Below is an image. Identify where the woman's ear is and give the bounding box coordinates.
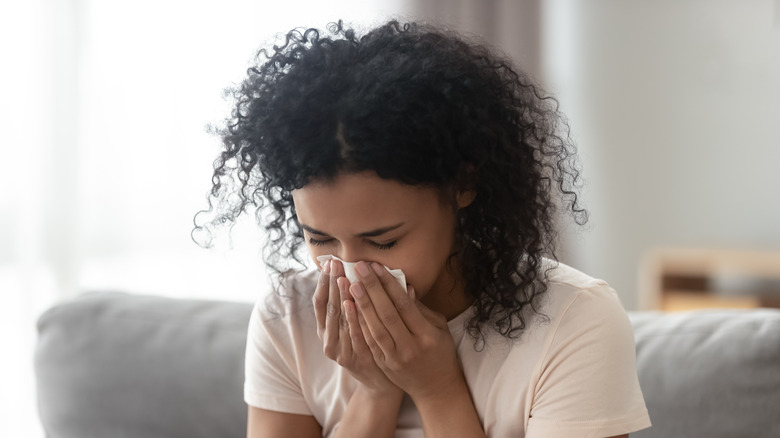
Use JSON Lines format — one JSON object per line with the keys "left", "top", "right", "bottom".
{"left": 455, "top": 163, "right": 477, "bottom": 208}
{"left": 456, "top": 188, "right": 476, "bottom": 208}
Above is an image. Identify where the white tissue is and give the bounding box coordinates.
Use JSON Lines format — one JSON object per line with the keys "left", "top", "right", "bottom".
{"left": 316, "top": 255, "right": 408, "bottom": 293}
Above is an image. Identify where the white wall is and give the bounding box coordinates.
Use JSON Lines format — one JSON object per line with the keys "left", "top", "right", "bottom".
{"left": 543, "top": 0, "right": 780, "bottom": 309}
{"left": 0, "top": 2, "right": 409, "bottom": 435}
{"left": 407, "top": 0, "right": 543, "bottom": 79}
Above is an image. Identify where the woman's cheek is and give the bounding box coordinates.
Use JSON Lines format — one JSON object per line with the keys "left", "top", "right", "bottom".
{"left": 399, "top": 269, "right": 430, "bottom": 297}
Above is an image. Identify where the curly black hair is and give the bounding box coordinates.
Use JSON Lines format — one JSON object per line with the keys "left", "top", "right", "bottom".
{"left": 195, "top": 19, "right": 587, "bottom": 341}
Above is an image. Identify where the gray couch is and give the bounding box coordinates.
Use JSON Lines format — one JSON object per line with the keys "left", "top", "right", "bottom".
{"left": 35, "top": 292, "right": 780, "bottom": 437}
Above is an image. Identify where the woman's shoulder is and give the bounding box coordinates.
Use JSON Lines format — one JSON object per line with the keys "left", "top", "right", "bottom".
{"left": 543, "top": 259, "right": 610, "bottom": 292}
{"left": 543, "top": 259, "right": 617, "bottom": 299}
{"left": 533, "top": 261, "right": 635, "bottom": 353}
{"left": 538, "top": 260, "right": 628, "bottom": 326}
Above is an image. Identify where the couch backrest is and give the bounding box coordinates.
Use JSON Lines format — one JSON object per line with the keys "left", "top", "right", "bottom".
{"left": 35, "top": 292, "right": 252, "bottom": 438}
{"left": 35, "top": 293, "right": 780, "bottom": 437}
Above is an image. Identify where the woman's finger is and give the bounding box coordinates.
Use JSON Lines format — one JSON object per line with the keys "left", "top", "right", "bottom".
{"left": 350, "top": 280, "right": 398, "bottom": 355}
{"left": 356, "top": 303, "right": 386, "bottom": 364}
{"left": 323, "top": 259, "right": 343, "bottom": 357}
{"left": 337, "top": 277, "right": 353, "bottom": 359}
{"left": 343, "top": 299, "right": 369, "bottom": 355}
{"left": 367, "top": 262, "right": 429, "bottom": 336}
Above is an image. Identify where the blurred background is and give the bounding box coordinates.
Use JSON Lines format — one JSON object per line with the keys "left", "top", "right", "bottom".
{"left": 2, "top": 0, "right": 779, "bottom": 435}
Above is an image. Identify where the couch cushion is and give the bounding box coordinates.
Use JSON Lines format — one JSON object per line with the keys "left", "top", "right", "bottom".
{"left": 629, "top": 309, "right": 780, "bottom": 438}
{"left": 35, "top": 292, "right": 253, "bottom": 438}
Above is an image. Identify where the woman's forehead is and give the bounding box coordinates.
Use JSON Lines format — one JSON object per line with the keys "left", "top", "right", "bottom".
{"left": 294, "top": 172, "right": 432, "bottom": 202}
{"left": 291, "top": 172, "right": 442, "bottom": 231}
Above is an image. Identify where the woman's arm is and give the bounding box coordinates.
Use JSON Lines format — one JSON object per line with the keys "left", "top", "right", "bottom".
{"left": 247, "top": 406, "right": 321, "bottom": 438}
{"left": 412, "top": 379, "right": 486, "bottom": 438}
{"left": 334, "top": 385, "right": 404, "bottom": 438}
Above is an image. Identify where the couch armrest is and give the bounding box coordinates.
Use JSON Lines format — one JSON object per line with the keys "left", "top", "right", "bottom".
{"left": 35, "top": 292, "right": 252, "bottom": 438}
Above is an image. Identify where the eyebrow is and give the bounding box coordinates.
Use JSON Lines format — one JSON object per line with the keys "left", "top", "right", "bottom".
{"left": 300, "top": 222, "right": 405, "bottom": 238}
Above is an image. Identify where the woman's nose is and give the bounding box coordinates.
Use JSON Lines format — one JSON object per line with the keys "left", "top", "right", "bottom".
{"left": 336, "top": 249, "right": 360, "bottom": 264}
{"left": 336, "top": 247, "right": 371, "bottom": 265}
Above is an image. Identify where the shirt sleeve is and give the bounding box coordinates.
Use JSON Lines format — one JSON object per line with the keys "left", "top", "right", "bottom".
{"left": 244, "top": 299, "right": 312, "bottom": 415}
{"left": 526, "top": 284, "right": 651, "bottom": 438}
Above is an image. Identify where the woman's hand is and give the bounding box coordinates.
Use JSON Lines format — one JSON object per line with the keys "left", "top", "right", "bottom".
{"left": 312, "top": 259, "right": 402, "bottom": 398}
{"left": 317, "top": 259, "right": 485, "bottom": 438}
{"left": 347, "top": 261, "right": 468, "bottom": 404}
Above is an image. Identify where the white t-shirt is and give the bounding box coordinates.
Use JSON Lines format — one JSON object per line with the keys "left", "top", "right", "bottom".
{"left": 244, "top": 262, "right": 651, "bottom": 437}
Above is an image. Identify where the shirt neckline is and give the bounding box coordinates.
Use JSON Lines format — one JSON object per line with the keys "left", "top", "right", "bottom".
{"left": 447, "top": 304, "right": 475, "bottom": 345}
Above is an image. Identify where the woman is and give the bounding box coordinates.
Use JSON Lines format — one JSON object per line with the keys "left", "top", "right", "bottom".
{"left": 197, "top": 19, "right": 651, "bottom": 438}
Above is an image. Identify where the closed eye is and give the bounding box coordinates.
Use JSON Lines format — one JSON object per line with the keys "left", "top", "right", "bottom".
{"left": 371, "top": 240, "right": 397, "bottom": 250}
{"left": 306, "top": 236, "right": 398, "bottom": 250}
{"left": 308, "top": 237, "right": 333, "bottom": 247}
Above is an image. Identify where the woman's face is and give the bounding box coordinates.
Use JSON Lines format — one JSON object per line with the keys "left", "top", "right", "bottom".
{"left": 292, "top": 171, "right": 471, "bottom": 313}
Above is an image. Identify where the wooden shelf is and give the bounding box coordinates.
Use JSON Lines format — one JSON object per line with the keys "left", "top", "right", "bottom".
{"left": 639, "top": 247, "right": 780, "bottom": 311}
{"left": 660, "top": 291, "right": 761, "bottom": 312}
